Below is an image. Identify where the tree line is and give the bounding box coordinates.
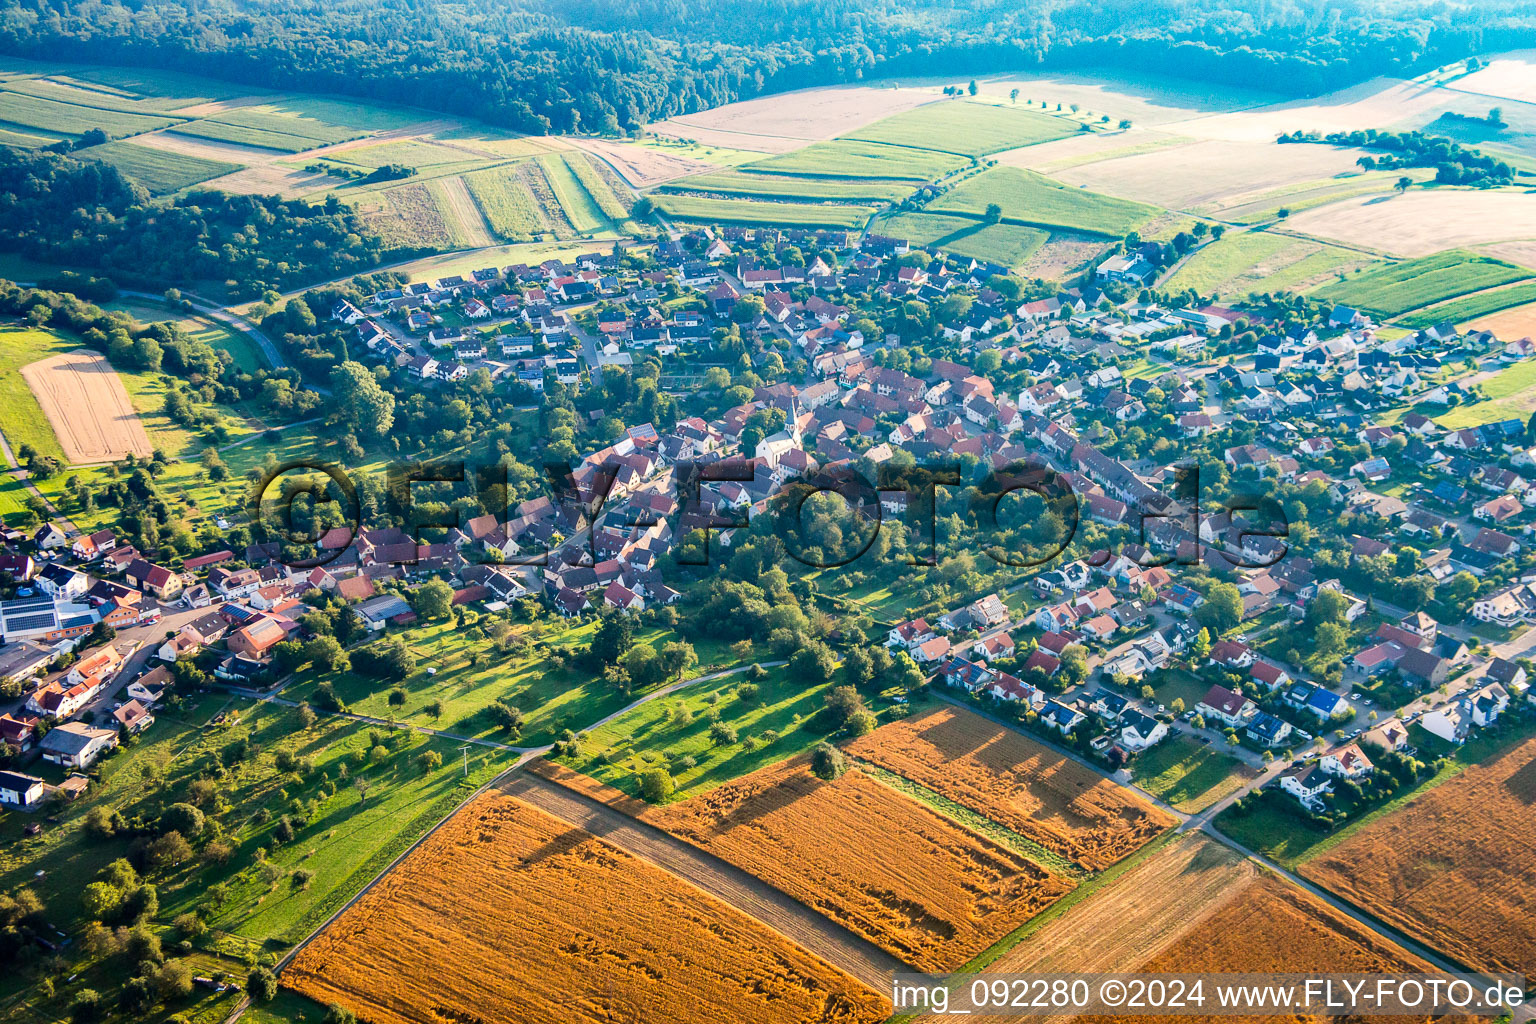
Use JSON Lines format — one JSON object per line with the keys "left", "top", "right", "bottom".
{"left": 1, "top": 0, "right": 1532, "bottom": 136}
{"left": 0, "top": 149, "right": 423, "bottom": 298}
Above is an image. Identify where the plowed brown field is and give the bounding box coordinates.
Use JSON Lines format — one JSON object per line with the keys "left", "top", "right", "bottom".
{"left": 535, "top": 756, "right": 1075, "bottom": 971}
{"left": 283, "top": 792, "right": 890, "bottom": 1024}
{"left": 1301, "top": 737, "right": 1536, "bottom": 984}
{"left": 846, "top": 706, "right": 1175, "bottom": 870}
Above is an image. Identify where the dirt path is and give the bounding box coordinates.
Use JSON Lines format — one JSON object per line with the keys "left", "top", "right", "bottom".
{"left": 435, "top": 174, "right": 496, "bottom": 248}
{"left": 496, "top": 769, "right": 907, "bottom": 991}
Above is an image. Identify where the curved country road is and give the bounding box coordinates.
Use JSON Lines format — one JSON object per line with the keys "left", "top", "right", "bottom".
{"left": 119, "top": 290, "right": 332, "bottom": 395}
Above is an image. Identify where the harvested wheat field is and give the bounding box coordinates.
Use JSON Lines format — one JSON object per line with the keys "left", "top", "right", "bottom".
{"left": 1160, "top": 77, "right": 1452, "bottom": 146}
{"left": 993, "top": 835, "right": 1254, "bottom": 976}
{"left": 1078, "top": 872, "right": 1442, "bottom": 1024}
{"left": 1453, "top": 52, "right": 1536, "bottom": 105}
{"left": 653, "top": 85, "right": 937, "bottom": 143}
{"left": 284, "top": 792, "right": 890, "bottom": 1024}
{"left": 846, "top": 706, "right": 1175, "bottom": 871}
{"left": 544, "top": 756, "right": 1074, "bottom": 971}
{"left": 1468, "top": 300, "right": 1536, "bottom": 339}
{"left": 20, "top": 350, "right": 151, "bottom": 463}
{"left": 1301, "top": 737, "right": 1536, "bottom": 983}
{"left": 1285, "top": 189, "right": 1536, "bottom": 256}
{"left": 914, "top": 835, "right": 1255, "bottom": 1024}
{"left": 568, "top": 136, "right": 718, "bottom": 187}
{"left": 1050, "top": 138, "right": 1374, "bottom": 212}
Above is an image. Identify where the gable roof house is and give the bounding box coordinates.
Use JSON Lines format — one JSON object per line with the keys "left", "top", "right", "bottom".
{"left": 1196, "top": 684, "right": 1257, "bottom": 728}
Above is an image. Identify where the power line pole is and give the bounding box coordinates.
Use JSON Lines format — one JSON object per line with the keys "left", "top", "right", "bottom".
{"left": 457, "top": 743, "right": 472, "bottom": 778}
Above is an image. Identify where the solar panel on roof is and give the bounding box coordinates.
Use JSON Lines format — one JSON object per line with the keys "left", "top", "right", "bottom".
{"left": 6, "top": 612, "right": 57, "bottom": 631}
{"left": 5, "top": 596, "right": 54, "bottom": 611}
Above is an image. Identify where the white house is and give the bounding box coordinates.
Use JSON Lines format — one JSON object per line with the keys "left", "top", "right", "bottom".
{"left": 1039, "top": 700, "right": 1085, "bottom": 734}
{"left": 1196, "top": 684, "right": 1257, "bottom": 728}
{"left": 1320, "top": 743, "right": 1374, "bottom": 779}
{"left": 0, "top": 770, "right": 45, "bottom": 809}
{"left": 1279, "top": 763, "right": 1333, "bottom": 810}
{"left": 38, "top": 722, "right": 118, "bottom": 768}
{"left": 1420, "top": 701, "right": 1472, "bottom": 745}
{"left": 1119, "top": 710, "right": 1168, "bottom": 751}
{"left": 887, "top": 618, "right": 935, "bottom": 650}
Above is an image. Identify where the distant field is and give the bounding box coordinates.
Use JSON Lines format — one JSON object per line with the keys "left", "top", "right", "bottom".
{"left": 666, "top": 170, "right": 914, "bottom": 203}
{"left": 204, "top": 103, "right": 360, "bottom": 145}
{"left": 0, "top": 87, "right": 182, "bottom": 137}
{"left": 845, "top": 101, "right": 1076, "bottom": 157}
{"left": 174, "top": 102, "right": 367, "bottom": 152}
{"left": 1213, "top": 172, "right": 1419, "bottom": 226}
{"left": 170, "top": 121, "right": 318, "bottom": 152}
{"left": 878, "top": 211, "right": 1048, "bottom": 267}
{"left": 6, "top": 76, "right": 185, "bottom": 116}
{"left": 265, "top": 95, "right": 424, "bottom": 133}
{"left": 361, "top": 181, "right": 461, "bottom": 249}
{"left": 1164, "top": 230, "right": 1368, "bottom": 297}
{"left": 746, "top": 139, "right": 968, "bottom": 182}
{"left": 462, "top": 166, "right": 545, "bottom": 240}
{"left": 0, "top": 126, "right": 60, "bottom": 148}
{"left": 537, "top": 152, "right": 609, "bottom": 233}
{"left": 67, "top": 66, "right": 250, "bottom": 105}
{"left": 654, "top": 193, "right": 873, "bottom": 229}
{"left": 930, "top": 166, "right": 1159, "bottom": 237}
{"left": 327, "top": 138, "right": 481, "bottom": 171}
{"left": 1313, "top": 249, "right": 1534, "bottom": 317}
{"left": 73, "top": 138, "right": 241, "bottom": 194}
{"left": 1397, "top": 280, "right": 1536, "bottom": 327}
{"left": 563, "top": 150, "right": 631, "bottom": 221}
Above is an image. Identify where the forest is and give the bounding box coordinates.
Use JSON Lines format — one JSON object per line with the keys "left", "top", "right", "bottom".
{"left": 0, "top": 150, "right": 417, "bottom": 297}
{"left": 0, "top": 0, "right": 1531, "bottom": 136}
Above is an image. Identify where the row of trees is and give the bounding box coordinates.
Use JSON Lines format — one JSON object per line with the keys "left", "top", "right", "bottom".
{"left": 1279, "top": 128, "right": 1517, "bottom": 188}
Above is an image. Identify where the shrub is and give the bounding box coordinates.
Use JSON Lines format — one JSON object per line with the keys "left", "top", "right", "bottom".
{"left": 639, "top": 768, "right": 675, "bottom": 802}
{"left": 811, "top": 742, "right": 847, "bottom": 781}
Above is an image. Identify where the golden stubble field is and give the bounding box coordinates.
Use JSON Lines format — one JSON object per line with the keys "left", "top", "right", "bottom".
{"left": 650, "top": 85, "right": 939, "bottom": 148}
{"left": 284, "top": 792, "right": 892, "bottom": 1024}
{"left": 1078, "top": 872, "right": 1446, "bottom": 1024}
{"left": 20, "top": 349, "right": 152, "bottom": 463}
{"left": 1285, "top": 189, "right": 1536, "bottom": 256}
{"left": 1302, "top": 736, "right": 1536, "bottom": 984}
{"left": 846, "top": 706, "right": 1176, "bottom": 871}
{"left": 536, "top": 755, "right": 1075, "bottom": 972}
